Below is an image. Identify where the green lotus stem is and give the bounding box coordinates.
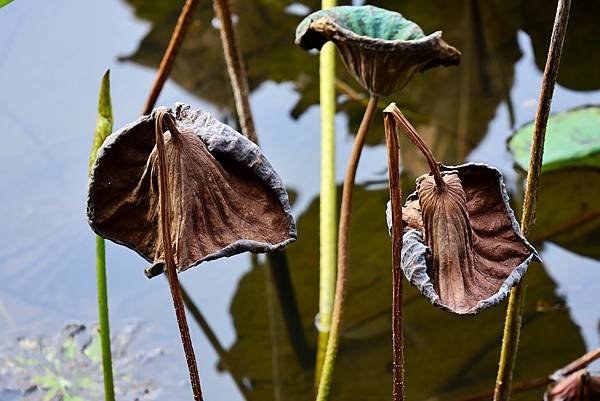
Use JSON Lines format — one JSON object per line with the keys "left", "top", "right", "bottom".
{"left": 88, "top": 70, "right": 115, "bottom": 401}
{"left": 95, "top": 235, "right": 115, "bottom": 401}
{"left": 316, "top": 94, "right": 378, "bottom": 401}
{"left": 315, "top": 0, "right": 338, "bottom": 385}
{"left": 493, "top": 1, "right": 571, "bottom": 400}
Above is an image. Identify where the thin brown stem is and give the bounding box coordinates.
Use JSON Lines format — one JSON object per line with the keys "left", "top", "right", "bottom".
{"left": 316, "top": 94, "right": 378, "bottom": 401}
{"left": 142, "top": 0, "right": 200, "bottom": 115}
{"left": 557, "top": 347, "right": 600, "bottom": 378}
{"left": 386, "top": 107, "right": 445, "bottom": 189}
{"left": 384, "top": 103, "right": 405, "bottom": 401}
{"left": 155, "top": 110, "right": 204, "bottom": 401}
{"left": 455, "top": 347, "right": 600, "bottom": 401}
{"left": 494, "top": 1, "right": 571, "bottom": 400}
{"left": 213, "top": 0, "right": 258, "bottom": 143}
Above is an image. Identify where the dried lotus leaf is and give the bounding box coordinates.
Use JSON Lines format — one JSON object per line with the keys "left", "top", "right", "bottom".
{"left": 295, "top": 5, "right": 460, "bottom": 96}
{"left": 388, "top": 163, "right": 540, "bottom": 314}
{"left": 87, "top": 104, "right": 296, "bottom": 276}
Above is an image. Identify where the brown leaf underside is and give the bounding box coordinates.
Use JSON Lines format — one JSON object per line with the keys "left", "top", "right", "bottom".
{"left": 409, "top": 168, "right": 533, "bottom": 313}
{"left": 547, "top": 370, "right": 600, "bottom": 401}
{"left": 94, "top": 128, "right": 290, "bottom": 270}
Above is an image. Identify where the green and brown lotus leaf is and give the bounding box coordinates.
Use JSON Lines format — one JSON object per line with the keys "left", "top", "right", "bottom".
{"left": 295, "top": 5, "right": 460, "bottom": 96}
{"left": 87, "top": 104, "right": 296, "bottom": 278}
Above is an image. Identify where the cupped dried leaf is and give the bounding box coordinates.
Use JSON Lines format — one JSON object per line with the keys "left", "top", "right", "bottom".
{"left": 387, "top": 163, "right": 539, "bottom": 314}
{"left": 295, "top": 5, "right": 460, "bottom": 96}
{"left": 546, "top": 369, "right": 600, "bottom": 401}
{"left": 87, "top": 104, "right": 296, "bottom": 276}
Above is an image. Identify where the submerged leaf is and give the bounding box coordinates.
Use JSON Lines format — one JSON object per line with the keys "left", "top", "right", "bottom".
{"left": 389, "top": 163, "right": 539, "bottom": 314}
{"left": 295, "top": 5, "right": 460, "bottom": 96}
{"left": 0, "top": 324, "right": 164, "bottom": 400}
{"left": 508, "top": 105, "right": 600, "bottom": 172}
{"left": 87, "top": 103, "right": 296, "bottom": 276}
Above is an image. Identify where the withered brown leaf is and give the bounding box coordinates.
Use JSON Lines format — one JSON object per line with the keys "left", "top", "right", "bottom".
{"left": 398, "top": 164, "right": 540, "bottom": 314}
{"left": 546, "top": 369, "right": 600, "bottom": 401}
{"left": 384, "top": 104, "right": 539, "bottom": 314}
{"left": 87, "top": 104, "right": 296, "bottom": 277}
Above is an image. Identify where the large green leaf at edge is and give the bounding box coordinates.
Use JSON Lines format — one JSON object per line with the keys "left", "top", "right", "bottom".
{"left": 509, "top": 106, "right": 600, "bottom": 260}
{"left": 508, "top": 105, "right": 600, "bottom": 172}
{"left": 0, "top": 0, "right": 15, "bottom": 8}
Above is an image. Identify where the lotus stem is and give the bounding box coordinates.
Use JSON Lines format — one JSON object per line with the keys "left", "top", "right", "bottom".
{"left": 386, "top": 103, "right": 446, "bottom": 188}
{"left": 155, "top": 111, "right": 204, "bottom": 401}
{"left": 493, "top": 1, "right": 571, "bottom": 400}
{"left": 315, "top": 0, "right": 338, "bottom": 385}
{"left": 139, "top": 6, "right": 204, "bottom": 398}
{"left": 316, "top": 94, "right": 378, "bottom": 401}
{"left": 89, "top": 70, "right": 115, "bottom": 401}
{"left": 142, "top": 0, "right": 199, "bottom": 115}
{"left": 385, "top": 107, "right": 444, "bottom": 189}
{"left": 384, "top": 103, "right": 405, "bottom": 401}
{"left": 213, "top": 0, "right": 257, "bottom": 143}
{"left": 95, "top": 236, "right": 115, "bottom": 401}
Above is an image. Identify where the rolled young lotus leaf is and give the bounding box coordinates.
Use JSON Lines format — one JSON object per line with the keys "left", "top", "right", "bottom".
{"left": 295, "top": 5, "right": 460, "bottom": 96}
{"left": 87, "top": 103, "right": 296, "bottom": 277}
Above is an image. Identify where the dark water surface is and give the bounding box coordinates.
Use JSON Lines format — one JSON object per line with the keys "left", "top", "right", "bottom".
{"left": 1, "top": 0, "right": 600, "bottom": 400}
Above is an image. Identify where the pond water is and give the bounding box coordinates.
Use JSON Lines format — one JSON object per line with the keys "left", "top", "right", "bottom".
{"left": 1, "top": 0, "right": 599, "bottom": 400}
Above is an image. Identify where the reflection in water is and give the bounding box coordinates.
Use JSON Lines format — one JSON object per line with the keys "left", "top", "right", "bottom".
{"left": 529, "top": 169, "right": 600, "bottom": 261}
{"left": 121, "top": 0, "right": 519, "bottom": 175}
{"left": 121, "top": 0, "right": 600, "bottom": 175}
{"left": 504, "top": 0, "right": 600, "bottom": 91}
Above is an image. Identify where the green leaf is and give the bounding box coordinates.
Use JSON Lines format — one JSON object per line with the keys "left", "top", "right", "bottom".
{"left": 508, "top": 105, "right": 600, "bottom": 172}
{"left": 88, "top": 70, "right": 113, "bottom": 174}
{"left": 83, "top": 333, "right": 102, "bottom": 364}
{"left": 0, "top": 0, "right": 15, "bottom": 8}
